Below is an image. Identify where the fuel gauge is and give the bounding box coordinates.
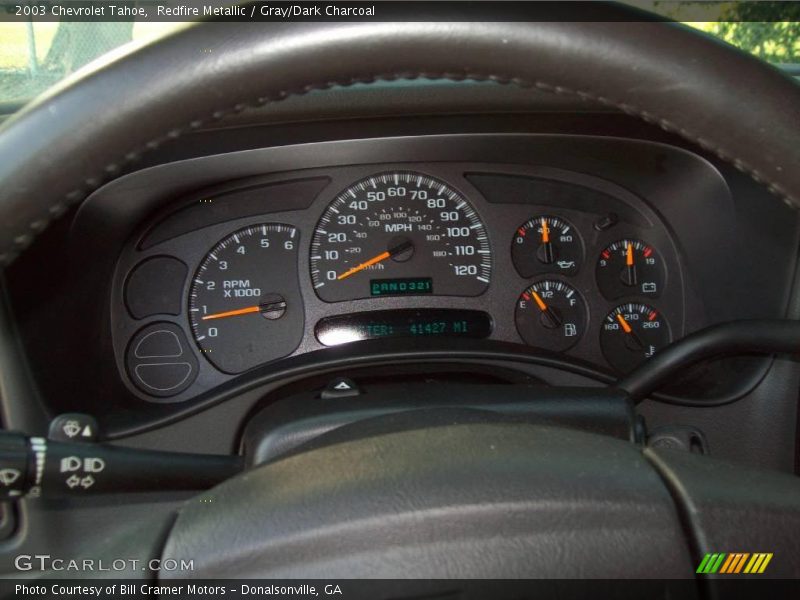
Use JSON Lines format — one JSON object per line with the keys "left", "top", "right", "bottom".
{"left": 515, "top": 280, "right": 586, "bottom": 352}
{"left": 512, "top": 216, "right": 583, "bottom": 277}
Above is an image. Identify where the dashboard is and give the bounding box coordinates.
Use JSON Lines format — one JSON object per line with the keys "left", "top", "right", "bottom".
{"left": 5, "top": 118, "right": 799, "bottom": 465}
{"left": 52, "top": 129, "right": 778, "bottom": 413}
{"left": 104, "top": 136, "right": 704, "bottom": 405}
{"left": 113, "top": 156, "right": 688, "bottom": 403}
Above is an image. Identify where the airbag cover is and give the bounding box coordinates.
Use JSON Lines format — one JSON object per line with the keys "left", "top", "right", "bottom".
{"left": 161, "top": 421, "right": 693, "bottom": 579}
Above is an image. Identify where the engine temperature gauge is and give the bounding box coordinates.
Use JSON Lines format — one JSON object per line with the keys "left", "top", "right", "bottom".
{"left": 515, "top": 280, "right": 586, "bottom": 352}
{"left": 596, "top": 239, "right": 665, "bottom": 300}
{"left": 512, "top": 216, "right": 583, "bottom": 277}
{"left": 600, "top": 303, "right": 671, "bottom": 373}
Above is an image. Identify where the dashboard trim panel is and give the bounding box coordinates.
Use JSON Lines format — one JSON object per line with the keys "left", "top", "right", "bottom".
{"left": 61, "top": 134, "right": 786, "bottom": 422}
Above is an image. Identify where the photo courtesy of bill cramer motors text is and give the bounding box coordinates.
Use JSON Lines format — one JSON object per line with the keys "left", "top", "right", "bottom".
{"left": 13, "top": 583, "right": 345, "bottom": 596}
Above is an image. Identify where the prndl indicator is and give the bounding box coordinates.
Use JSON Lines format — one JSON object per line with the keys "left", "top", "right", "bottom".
{"left": 370, "top": 277, "right": 433, "bottom": 297}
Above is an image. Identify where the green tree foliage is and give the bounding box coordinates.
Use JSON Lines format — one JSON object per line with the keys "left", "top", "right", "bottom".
{"left": 699, "top": 2, "right": 800, "bottom": 63}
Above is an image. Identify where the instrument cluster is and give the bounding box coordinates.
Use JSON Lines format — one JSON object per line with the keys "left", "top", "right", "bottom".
{"left": 112, "top": 160, "right": 688, "bottom": 403}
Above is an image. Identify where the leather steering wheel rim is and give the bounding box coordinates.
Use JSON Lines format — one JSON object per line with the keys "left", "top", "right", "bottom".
{"left": 0, "top": 8, "right": 799, "bottom": 266}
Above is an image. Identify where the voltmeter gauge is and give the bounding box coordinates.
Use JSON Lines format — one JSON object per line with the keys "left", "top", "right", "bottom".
{"left": 512, "top": 216, "right": 583, "bottom": 277}
{"left": 600, "top": 303, "right": 671, "bottom": 373}
{"left": 596, "top": 239, "right": 665, "bottom": 300}
{"left": 515, "top": 280, "right": 586, "bottom": 352}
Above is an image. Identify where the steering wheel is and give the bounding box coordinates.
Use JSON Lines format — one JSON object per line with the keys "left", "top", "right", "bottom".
{"left": 1, "top": 5, "right": 800, "bottom": 589}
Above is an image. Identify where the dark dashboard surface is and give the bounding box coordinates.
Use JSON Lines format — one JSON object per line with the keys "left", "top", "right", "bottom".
{"left": 5, "top": 110, "right": 799, "bottom": 470}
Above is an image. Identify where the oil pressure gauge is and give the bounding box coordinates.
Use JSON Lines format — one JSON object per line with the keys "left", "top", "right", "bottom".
{"left": 512, "top": 216, "right": 583, "bottom": 277}
{"left": 515, "top": 280, "right": 586, "bottom": 352}
{"left": 600, "top": 303, "right": 671, "bottom": 373}
{"left": 596, "top": 239, "right": 665, "bottom": 300}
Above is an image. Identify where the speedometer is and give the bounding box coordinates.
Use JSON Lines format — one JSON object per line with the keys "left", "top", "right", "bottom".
{"left": 310, "top": 172, "right": 491, "bottom": 302}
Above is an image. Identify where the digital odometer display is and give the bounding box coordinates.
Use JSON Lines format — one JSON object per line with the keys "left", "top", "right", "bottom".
{"left": 310, "top": 172, "right": 492, "bottom": 302}
{"left": 315, "top": 309, "right": 492, "bottom": 346}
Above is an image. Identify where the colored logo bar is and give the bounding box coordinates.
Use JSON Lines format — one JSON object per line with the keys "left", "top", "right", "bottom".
{"left": 696, "top": 553, "right": 773, "bottom": 574}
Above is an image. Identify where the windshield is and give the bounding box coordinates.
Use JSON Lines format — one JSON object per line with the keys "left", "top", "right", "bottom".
{"left": 0, "top": 2, "right": 797, "bottom": 107}
{"left": 0, "top": 21, "right": 184, "bottom": 105}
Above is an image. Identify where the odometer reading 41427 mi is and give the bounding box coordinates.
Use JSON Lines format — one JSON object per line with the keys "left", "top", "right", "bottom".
{"left": 310, "top": 172, "right": 492, "bottom": 302}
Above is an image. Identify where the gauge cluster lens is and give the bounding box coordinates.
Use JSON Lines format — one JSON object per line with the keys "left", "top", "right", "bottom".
{"left": 112, "top": 160, "right": 693, "bottom": 404}
{"left": 310, "top": 172, "right": 491, "bottom": 302}
{"left": 189, "top": 224, "right": 304, "bottom": 374}
{"left": 511, "top": 215, "right": 583, "bottom": 277}
{"left": 596, "top": 239, "right": 664, "bottom": 299}
{"left": 515, "top": 280, "right": 586, "bottom": 352}
{"left": 600, "top": 303, "right": 671, "bottom": 373}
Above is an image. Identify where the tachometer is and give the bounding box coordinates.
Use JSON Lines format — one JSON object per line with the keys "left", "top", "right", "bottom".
{"left": 189, "top": 224, "right": 304, "bottom": 374}
{"left": 310, "top": 172, "right": 491, "bottom": 302}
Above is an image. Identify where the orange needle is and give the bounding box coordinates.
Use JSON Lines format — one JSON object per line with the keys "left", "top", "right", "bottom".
{"left": 337, "top": 250, "right": 391, "bottom": 280}
{"left": 541, "top": 218, "right": 550, "bottom": 244}
{"left": 202, "top": 306, "right": 260, "bottom": 321}
{"left": 616, "top": 313, "right": 633, "bottom": 333}
{"left": 626, "top": 242, "right": 634, "bottom": 267}
{"left": 532, "top": 291, "right": 548, "bottom": 312}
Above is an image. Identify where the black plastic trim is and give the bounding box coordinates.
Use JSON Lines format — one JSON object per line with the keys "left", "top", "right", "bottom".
{"left": 620, "top": 320, "right": 800, "bottom": 404}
